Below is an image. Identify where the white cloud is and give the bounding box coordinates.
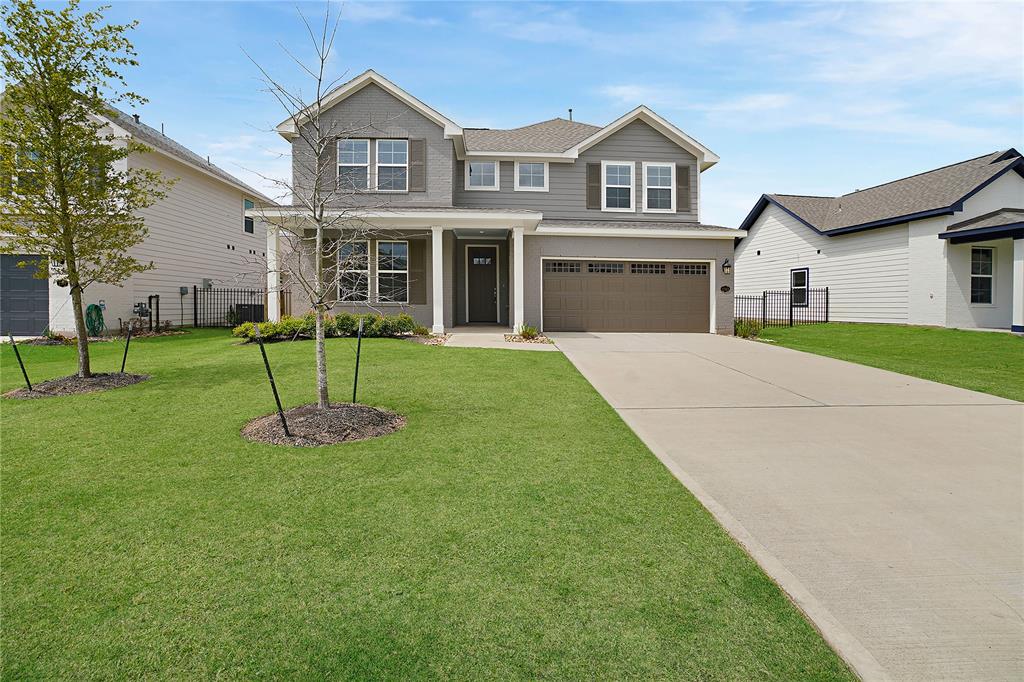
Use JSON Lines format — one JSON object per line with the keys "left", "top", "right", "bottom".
{"left": 341, "top": 2, "right": 445, "bottom": 27}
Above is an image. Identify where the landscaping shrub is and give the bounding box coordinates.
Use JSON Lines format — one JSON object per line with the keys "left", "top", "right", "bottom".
{"left": 412, "top": 325, "right": 430, "bottom": 337}
{"left": 734, "top": 319, "right": 762, "bottom": 339}
{"left": 517, "top": 324, "right": 540, "bottom": 340}
{"left": 232, "top": 312, "right": 418, "bottom": 342}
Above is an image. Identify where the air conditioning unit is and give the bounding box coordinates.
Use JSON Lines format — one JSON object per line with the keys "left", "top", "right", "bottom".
{"left": 202, "top": 279, "right": 213, "bottom": 289}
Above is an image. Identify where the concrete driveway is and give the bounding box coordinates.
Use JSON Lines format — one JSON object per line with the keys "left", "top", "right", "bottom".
{"left": 551, "top": 332, "right": 1024, "bottom": 682}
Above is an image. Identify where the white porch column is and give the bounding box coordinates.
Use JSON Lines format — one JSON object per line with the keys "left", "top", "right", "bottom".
{"left": 431, "top": 226, "right": 445, "bottom": 334}
{"left": 512, "top": 226, "right": 525, "bottom": 332}
{"left": 1013, "top": 238, "right": 1024, "bottom": 333}
{"left": 266, "top": 225, "right": 281, "bottom": 322}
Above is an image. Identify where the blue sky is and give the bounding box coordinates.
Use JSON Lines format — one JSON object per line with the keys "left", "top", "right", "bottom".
{"left": 84, "top": 1, "right": 1022, "bottom": 226}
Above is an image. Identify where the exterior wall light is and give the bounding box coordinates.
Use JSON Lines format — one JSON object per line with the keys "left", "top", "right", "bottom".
{"left": 721, "top": 258, "right": 732, "bottom": 275}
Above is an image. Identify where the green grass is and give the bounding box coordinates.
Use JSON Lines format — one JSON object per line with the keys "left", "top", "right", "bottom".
{"left": 760, "top": 323, "right": 1024, "bottom": 401}
{"left": 1, "top": 330, "right": 852, "bottom": 680}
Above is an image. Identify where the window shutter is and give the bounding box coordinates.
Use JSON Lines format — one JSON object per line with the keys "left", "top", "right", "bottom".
{"left": 676, "top": 164, "right": 691, "bottom": 212}
{"left": 407, "top": 238, "right": 427, "bottom": 304}
{"left": 322, "top": 238, "right": 338, "bottom": 305}
{"left": 320, "top": 138, "right": 338, "bottom": 192}
{"left": 408, "top": 139, "right": 426, "bottom": 192}
{"left": 586, "top": 163, "right": 601, "bottom": 209}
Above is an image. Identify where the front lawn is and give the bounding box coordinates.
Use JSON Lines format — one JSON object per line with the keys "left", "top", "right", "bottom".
{"left": 1, "top": 330, "right": 852, "bottom": 680}
{"left": 760, "top": 323, "right": 1024, "bottom": 401}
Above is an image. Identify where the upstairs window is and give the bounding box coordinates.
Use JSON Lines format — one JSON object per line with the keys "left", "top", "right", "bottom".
{"left": 338, "top": 241, "right": 369, "bottom": 302}
{"left": 971, "top": 247, "right": 994, "bottom": 304}
{"left": 791, "top": 268, "right": 809, "bottom": 307}
{"left": 376, "top": 140, "right": 408, "bottom": 192}
{"left": 338, "top": 139, "right": 369, "bottom": 190}
{"left": 466, "top": 160, "right": 499, "bottom": 190}
{"left": 243, "top": 198, "right": 255, "bottom": 233}
{"left": 602, "top": 161, "right": 634, "bottom": 211}
{"left": 376, "top": 240, "right": 408, "bottom": 303}
{"left": 514, "top": 162, "right": 547, "bottom": 191}
{"left": 643, "top": 163, "right": 674, "bottom": 212}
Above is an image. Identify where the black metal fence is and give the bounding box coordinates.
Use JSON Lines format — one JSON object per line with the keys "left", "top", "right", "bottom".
{"left": 735, "top": 287, "right": 829, "bottom": 327}
{"left": 193, "top": 286, "right": 289, "bottom": 328}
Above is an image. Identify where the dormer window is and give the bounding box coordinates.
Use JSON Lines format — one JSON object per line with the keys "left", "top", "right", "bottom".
{"left": 376, "top": 140, "right": 408, "bottom": 192}
{"left": 338, "top": 139, "right": 369, "bottom": 190}
{"left": 466, "top": 160, "right": 499, "bottom": 191}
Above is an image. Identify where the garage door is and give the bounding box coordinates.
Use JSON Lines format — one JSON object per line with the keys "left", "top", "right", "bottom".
{"left": 542, "top": 260, "right": 710, "bottom": 332}
{"left": 1, "top": 254, "right": 49, "bottom": 336}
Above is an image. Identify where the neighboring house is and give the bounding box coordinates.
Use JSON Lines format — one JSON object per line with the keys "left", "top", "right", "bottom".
{"left": 734, "top": 150, "right": 1024, "bottom": 332}
{"left": 0, "top": 108, "right": 270, "bottom": 336}
{"left": 261, "top": 70, "right": 739, "bottom": 334}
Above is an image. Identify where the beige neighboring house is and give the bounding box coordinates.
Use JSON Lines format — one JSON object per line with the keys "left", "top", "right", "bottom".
{"left": 259, "top": 69, "right": 740, "bottom": 335}
{"left": 0, "top": 108, "right": 271, "bottom": 336}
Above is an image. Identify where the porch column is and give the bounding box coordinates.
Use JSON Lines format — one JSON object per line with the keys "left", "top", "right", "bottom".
{"left": 431, "top": 226, "right": 445, "bottom": 334}
{"left": 266, "top": 225, "right": 281, "bottom": 322}
{"left": 1013, "top": 238, "right": 1024, "bottom": 333}
{"left": 512, "top": 226, "right": 525, "bottom": 332}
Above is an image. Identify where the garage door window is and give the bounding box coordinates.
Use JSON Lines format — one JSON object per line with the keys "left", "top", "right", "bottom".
{"left": 544, "top": 261, "right": 580, "bottom": 273}
{"left": 631, "top": 263, "right": 666, "bottom": 275}
{"left": 673, "top": 263, "right": 708, "bottom": 275}
{"left": 588, "top": 262, "right": 623, "bottom": 274}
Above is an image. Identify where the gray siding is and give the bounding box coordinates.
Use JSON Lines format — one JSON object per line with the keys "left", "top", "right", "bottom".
{"left": 523, "top": 234, "right": 734, "bottom": 334}
{"left": 292, "top": 83, "right": 454, "bottom": 208}
{"left": 453, "top": 121, "right": 699, "bottom": 222}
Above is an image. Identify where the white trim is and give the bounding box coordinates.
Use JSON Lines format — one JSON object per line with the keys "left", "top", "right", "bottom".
{"left": 464, "top": 151, "right": 568, "bottom": 161}
{"left": 267, "top": 226, "right": 281, "bottom": 322}
{"left": 464, "top": 243, "right": 501, "bottom": 323}
{"left": 338, "top": 239, "right": 370, "bottom": 302}
{"left": 642, "top": 161, "right": 675, "bottom": 214}
{"left": 601, "top": 160, "right": 635, "bottom": 213}
{"left": 337, "top": 138, "right": 370, "bottom": 190}
{"left": 533, "top": 226, "right": 738, "bottom": 239}
{"left": 464, "top": 159, "right": 500, "bottom": 191}
{"left": 375, "top": 139, "right": 409, "bottom": 193}
{"left": 431, "top": 226, "right": 445, "bottom": 334}
{"left": 538, "top": 256, "right": 717, "bottom": 334}
{"left": 512, "top": 227, "right": 525, "bottom": 331}
{"left": 969, "top": 245, "right": 996, "bottom": 307}
{"left": 513, "top": 161, "right": 549, "bottom": 192}
{"left": 252, "top": 207, "right": 543, "bottom": 231}
{"left": 375, "top": 239, "right": 410, "bottom": 304}
{"left": 276, "top": 69, "right": 462, "bottom": 140}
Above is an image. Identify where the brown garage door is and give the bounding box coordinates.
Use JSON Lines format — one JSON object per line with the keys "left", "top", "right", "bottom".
{"left": 542, "top": 260, "right": 710, "bottom": 332}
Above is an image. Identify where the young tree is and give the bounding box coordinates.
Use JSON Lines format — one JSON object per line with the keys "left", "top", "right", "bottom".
{"left": 247, "top": 7, "right": 400, "bottom": 410}
{"left": 0, "top": 0, "right": 171, "bottom": 377}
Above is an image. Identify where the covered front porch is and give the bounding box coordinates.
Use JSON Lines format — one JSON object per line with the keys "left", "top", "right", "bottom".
{"left": 258, "top": 207, "right": 542, "bottom": 334}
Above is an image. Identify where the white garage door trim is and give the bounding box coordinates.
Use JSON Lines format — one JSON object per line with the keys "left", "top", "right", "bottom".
{"left": 539, "top": 256, "right": 717, "bottom": 333}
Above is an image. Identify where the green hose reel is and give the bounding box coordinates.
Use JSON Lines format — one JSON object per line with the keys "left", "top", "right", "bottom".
{"left": 85, "top": 303, "right": 105, "bottom": 337}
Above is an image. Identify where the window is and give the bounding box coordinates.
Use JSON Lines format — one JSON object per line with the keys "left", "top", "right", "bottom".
{"left": 602, "top": 161, "right": 634, "bottom": 212}
{"left": 971, "top": 247, "right": 994, "bottom": 304}
{"left": 544, "top": 261, "right": 580, "bottom": 273}
{"left": 376, "top": 140, "right": 408, "bottom": 192}
{"left": 376, "top": 240, "right": 408, "bottom": 303}
{"left": 14, "top": 149, "right": 42, "bottom": 193}
{"left": 643, "top": 163, "right": 674, "bottom": 212}
{"left": 588, "top": 262, "right": 624, "bottom": 273}
{"left": 631, "top": 263, "right": 666, "bottom": 274}
{"left": 514, "top": 161, "right": 547, "bottom": 191}
{"left": 673, "top": 263, "right": 708, "bottom": 276}
{"left": 790, "top": 268, "right": 809, "bottom": 307}
{"left": 466, "top": 160, "right": 499, "bottom": 190}
{"left": 243, "top": 198, "right": 255, "bottom": 234}
{"left": 338, "top": 139, "right": 369, "bottom": 190}
{"left": 338, "top": 241, "right": 369, "bottom": 302}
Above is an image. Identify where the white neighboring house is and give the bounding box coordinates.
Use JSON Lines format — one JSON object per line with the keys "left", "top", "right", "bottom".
{"left": 734, "top": 149, "right": 1024, "bottom": 332}
{"left": 0, "top": 108, "right": 271, "bottom": 336}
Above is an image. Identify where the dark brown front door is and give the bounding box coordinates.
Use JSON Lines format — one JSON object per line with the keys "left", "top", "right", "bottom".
{"left": 467, "top": 246, "right": 498, "bottom": 323}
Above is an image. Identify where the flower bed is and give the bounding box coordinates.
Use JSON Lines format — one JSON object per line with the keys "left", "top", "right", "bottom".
{"left": 232, "top": 312, "right": 416, "bottom": 342}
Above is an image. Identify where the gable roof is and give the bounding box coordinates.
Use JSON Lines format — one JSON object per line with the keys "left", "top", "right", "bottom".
{"left": 463, "top": 118, "right": 600, "bottom": 153}
{"left": 275, "top": 69, "right": 462, "bottom": 140}
{"left": 739, "top": 149, "right": 1024, "bottom": 236}
{"left": 105, "top": 107, "right": 272, "bottom": 202}
{"left": 938, "top": 207, "right": 1024, "bottom": 243}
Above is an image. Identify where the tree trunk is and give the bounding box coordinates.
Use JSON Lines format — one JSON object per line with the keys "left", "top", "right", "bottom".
{"left": 315, "top": 306, "right": 329, "bottom": 409}
{"left": 70, "top": 285, "right": 91, "bottom": 378}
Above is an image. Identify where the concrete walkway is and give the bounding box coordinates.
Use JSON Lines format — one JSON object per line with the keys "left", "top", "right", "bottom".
{"left": 551, "top": 332, "right": 1024, "bottom": 682}
{"left": 445, "top": 326, "right": 558, "bottom": 352}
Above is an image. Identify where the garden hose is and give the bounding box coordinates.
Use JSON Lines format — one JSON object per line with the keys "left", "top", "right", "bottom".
{"left": 85, "top": 303, "right": 105, "bottom": 337}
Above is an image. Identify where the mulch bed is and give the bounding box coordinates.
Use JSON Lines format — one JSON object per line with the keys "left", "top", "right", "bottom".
{"left": 504, "top": 334, "right": 553, "bottom": 344}
{"left": 3, "top": 372, "right": 150, "bottom": 399}
{"left": 242, "top": 403, "right": 406, "bottom": 447}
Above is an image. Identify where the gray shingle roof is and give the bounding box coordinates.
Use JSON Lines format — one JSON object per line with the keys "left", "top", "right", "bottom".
{"left": 538, "top": 218, "right": 739, "bottom": 235}
{"left": 108, "top": 107, "right": 271, "bottom": 202}
{"left": 463, "top": 118, "right": 601, "bottom": 153}
{"left": 768, "top": 150, "right": 1022, "bottom": 233}
{"left": 946, "top": 208, "right": 1024, "bottom": 232}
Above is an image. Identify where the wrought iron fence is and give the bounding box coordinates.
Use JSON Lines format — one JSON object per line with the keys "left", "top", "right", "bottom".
{"left": 734, "top": 287, "right": 829, "bottom": 328}
{"left": 193, "top": 286, "right": 291, "bottom": 328}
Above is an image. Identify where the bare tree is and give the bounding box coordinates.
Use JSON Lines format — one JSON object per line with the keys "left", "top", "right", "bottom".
{"left": 245, "top": 7, "right": 411, "bottom": 410}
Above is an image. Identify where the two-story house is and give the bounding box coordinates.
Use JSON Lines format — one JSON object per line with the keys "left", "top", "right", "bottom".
{"left": 260, "top": 70, "right": 738, "bottom": 335}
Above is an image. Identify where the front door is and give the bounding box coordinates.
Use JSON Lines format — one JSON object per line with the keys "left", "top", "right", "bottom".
{"left": 467, "top": 245, "right": 498, "bottom": 323}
